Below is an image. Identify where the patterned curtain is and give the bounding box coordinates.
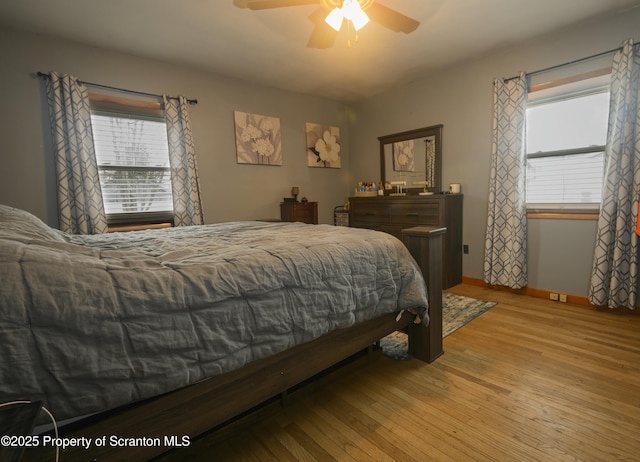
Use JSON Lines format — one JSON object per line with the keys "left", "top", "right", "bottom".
{"left": 589, "top": 39, "right": 640, "bottom": 309}
{"left": 483, "top": 72, "right": 528, "bottom": 289}
{"left": 44, "top": 72, "right": 108, "bottom": 234}
{"left": 163, "top": 95, "right": 204, "bottom": 226}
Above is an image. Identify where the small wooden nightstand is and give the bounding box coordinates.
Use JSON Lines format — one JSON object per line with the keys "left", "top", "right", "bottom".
{"left": 280, "top": 201, "right": 318, "bottom": 224}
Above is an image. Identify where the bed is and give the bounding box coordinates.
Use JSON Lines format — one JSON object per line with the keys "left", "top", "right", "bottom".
{"left": 0, "top": 204, "right": 443, "bottom": 461}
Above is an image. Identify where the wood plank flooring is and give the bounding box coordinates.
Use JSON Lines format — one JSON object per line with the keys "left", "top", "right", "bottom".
{"left": 158, "top": 285, "right": 640, "bottom": 461}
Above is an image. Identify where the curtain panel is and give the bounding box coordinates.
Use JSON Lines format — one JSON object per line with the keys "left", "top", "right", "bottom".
{"left": 44, "top": 72, "right": 108, "bottom": 234}
{"left": 164, "top": 95, "right": 204, "bottom": 227}
{"left": 483, "top": 72, "right": 528, "bottom": 289}
{"left": 589, "top": 39, "right": 640, "bottom": 309}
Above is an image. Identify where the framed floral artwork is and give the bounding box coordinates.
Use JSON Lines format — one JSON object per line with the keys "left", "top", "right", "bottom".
{"left": 392, "top": 140, "right": 415, "bottom": 172}
{"left": 234, "top": 111, "right": 282, "bottom": 165}
{"left": 306, "top": 123, "right": 341, "bottom": 168}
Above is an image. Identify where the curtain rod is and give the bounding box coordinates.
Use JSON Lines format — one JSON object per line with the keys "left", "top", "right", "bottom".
{"left": 503, "top": 42, "right": 640, "bottom": 83}
{"left": 36, "top": 72, "right": 197, "bottom": 105}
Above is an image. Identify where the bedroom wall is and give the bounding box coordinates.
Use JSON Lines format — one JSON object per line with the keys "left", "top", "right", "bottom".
{"left": 0, "top": 25, "right": 350, "bottom": 226}
{"left": 349, "top": 6, "right": 640, "bottom": 298}
{"left": 2, "top": 8, "right": 638, "bottom": 300}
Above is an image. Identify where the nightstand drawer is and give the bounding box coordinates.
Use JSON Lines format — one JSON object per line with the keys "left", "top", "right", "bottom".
{"left": 280, "top": 201, "right": 318, "bottom": 224}
{"left": 296, "top": 210, "right": 315, "bottom": 222}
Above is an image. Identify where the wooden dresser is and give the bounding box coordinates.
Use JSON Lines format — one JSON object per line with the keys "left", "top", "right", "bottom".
{"left": 280, "top": 201, "right": 318, "bottom": 224}
{"left": 349, "top": 194, "right": 463, "bottom": 289}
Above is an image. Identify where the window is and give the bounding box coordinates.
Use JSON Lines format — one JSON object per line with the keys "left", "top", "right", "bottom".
{"left": 526, "top": 74, "right": 610, "bottom": 210}
{"left": 90, "top": 96, "right": 174, "bottom": 224}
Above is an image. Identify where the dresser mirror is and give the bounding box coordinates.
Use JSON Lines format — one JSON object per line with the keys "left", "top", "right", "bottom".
{"left": 379, "top": 124, "right": 442, "bottom": 194}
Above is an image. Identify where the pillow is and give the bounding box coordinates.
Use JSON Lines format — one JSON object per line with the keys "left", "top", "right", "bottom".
{"left": 0, "top": 204, "right": 67, "bottom": 242}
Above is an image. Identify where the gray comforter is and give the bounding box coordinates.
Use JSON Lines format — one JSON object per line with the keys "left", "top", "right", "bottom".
{"left": 0, "top": 205, "right": 428, "bottom": 420}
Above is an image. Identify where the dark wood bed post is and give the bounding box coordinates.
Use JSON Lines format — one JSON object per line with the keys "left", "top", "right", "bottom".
{"left": 402, "top": 226, "right": 446, "bottom": 363}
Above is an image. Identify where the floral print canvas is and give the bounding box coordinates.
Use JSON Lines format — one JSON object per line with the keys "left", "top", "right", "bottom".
{"left": 306, "top": 123, "right": 341, "bottom": 168}
{"left": 234, "top": 111, "right": 282, "bottom": 165}
{"left": 393, "top": 140, "right": 415, "bottom": 172}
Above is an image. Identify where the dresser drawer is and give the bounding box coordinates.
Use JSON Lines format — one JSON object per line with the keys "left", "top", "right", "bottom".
{"left": 350, "top": 204, "right": 390, "bottom": 224}
{"left": 390, "top": 203, "right": 440, "bottom": 225}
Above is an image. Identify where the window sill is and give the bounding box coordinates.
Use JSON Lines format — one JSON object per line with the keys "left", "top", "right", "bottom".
{"left": 526, "top": 208, "right": 599, "bottom": 220}
{"left": 108, "top": 222, "right": 173, "bottom": 233}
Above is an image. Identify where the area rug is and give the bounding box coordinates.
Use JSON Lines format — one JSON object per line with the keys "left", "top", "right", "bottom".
{"left": 380, "top": 292, "right": 497, "bottom": 360}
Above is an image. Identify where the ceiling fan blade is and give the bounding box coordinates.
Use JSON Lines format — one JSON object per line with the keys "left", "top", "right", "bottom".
{"left": 306, "top": 7, "right": 338, "bottom": 48}
{"left": 307, "top": 24, "right": 338, "bottom": 49}
{"left": 366, "top": 2, "right": 420, "bottom": 34}
{"left": 236, "top": 0, "right": 320, "bottom": 9}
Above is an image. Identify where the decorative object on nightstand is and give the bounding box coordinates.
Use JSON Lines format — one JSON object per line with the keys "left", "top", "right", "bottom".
{"left": 280, "top": 200, "right": 318, "bottom": 224}
{"left": 283, "top": 186, "right": 299, "bottom": 203}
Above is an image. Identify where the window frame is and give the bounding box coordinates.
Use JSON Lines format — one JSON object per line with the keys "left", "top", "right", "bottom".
{"left": 89, "top": 93, "right": 175, "bottom": 228}
{"left": 525, "top": 69, "right": 611, "bottom": 220}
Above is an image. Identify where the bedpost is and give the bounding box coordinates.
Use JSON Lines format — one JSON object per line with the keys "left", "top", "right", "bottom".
{"left": 401, "top": 226, "right": 446, "bottom": 362}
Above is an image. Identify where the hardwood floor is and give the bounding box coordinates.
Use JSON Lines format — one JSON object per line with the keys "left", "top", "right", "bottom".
{"left": 158, "top": 285, "right": 640, "bottom": 461}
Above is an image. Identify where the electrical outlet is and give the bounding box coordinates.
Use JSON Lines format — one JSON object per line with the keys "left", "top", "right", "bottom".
{"left": 559, "top": 294, "right": 567, "bottom": 303}
{"left": 550, "top": 293, "right": 559, "bottom": 301}
{"left": 463, "top": 244, "right": 469, "bottom": 254}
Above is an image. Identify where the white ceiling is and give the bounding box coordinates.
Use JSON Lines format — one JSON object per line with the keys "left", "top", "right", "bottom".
{"left": 1, "top": 0, "right": 639, "bottom": 101}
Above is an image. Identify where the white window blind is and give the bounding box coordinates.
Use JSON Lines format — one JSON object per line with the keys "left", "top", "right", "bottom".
{"left": 526, "top": 151, "right": 604, "bottom": 203}
{"left": 91, "top": 111, "right": 173, "bottom": 217}
{"left": 526, "top": 76, "right": 610, "bottom": 208}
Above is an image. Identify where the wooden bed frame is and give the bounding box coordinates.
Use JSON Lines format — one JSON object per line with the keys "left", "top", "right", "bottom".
{"left": 25, "top": 227, "right": 445, "bottom": 462}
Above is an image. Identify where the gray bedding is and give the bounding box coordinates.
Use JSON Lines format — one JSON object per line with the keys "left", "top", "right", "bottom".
{"left": 0, "top": 204, "right": 428, "bottom": 420}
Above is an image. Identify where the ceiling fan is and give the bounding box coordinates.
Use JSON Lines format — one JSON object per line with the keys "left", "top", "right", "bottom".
{"left": 234, "top": 0, "right": 420, "bottom": 49}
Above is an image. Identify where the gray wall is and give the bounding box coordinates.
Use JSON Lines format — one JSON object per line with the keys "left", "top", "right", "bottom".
{"left": 348, "top": 7, "right": 640, "bottom": 297}
{"left": 0, "top": 26, "right": 350, "bottom": 226}
{"left": 2, "top": 6, "right": 639, "bottom": 298}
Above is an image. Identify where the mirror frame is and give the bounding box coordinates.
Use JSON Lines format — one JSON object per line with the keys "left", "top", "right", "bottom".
{"left": 379, "top": 124, "right": 443, "bottom": 194}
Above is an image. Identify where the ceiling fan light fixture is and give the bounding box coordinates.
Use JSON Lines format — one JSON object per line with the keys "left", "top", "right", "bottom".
{"left": 350, "top": 9, "right": 369, "bottom": 31}
{"left": 342, "top": 0, "right": 369, "bottom": 31}
{"left": 324, "top": 0, "right": 369, "bottom": 33}
{"left": 325, "top": 7, "right": 344, "bottom": 31}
